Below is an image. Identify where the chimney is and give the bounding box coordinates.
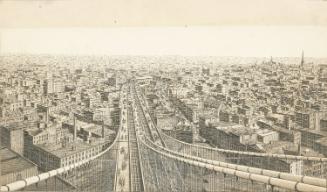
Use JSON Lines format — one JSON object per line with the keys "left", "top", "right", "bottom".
{"left": 73, "top": 114, "right": 77, "bottom": 142}
{"left": 293, "top": 131, "right": 301, "bottom": 155}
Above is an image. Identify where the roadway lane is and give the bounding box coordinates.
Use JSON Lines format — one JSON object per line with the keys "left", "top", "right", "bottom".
{"left": 127, "top": 96, "right": 145, "bottom": 192}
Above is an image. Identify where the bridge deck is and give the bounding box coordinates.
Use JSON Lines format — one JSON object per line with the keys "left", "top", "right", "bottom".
{"left": 128, "top": 103, "right": 145, "bottom": 192}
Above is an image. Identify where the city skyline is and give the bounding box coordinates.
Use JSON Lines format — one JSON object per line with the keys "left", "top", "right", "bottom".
{"left": 2, "top": 55, "right": 327, "bottom": 191}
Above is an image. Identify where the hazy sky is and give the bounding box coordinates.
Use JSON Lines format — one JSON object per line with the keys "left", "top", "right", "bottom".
{"left": 1, "top": 26, "right": 327, "bottom": 57}
{"left": 0, "top": 0, "right": 327, "bottom": 27}
{"left": 0, "top": 0, "right": 326, "bottom": 57}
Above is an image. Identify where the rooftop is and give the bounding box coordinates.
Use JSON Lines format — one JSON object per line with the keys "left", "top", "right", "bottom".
{"left": 216, "top": 124, "right": 256, "bottom": 136}
{"left": 136, "top": 76, "right": 153, "bottom": 80}
{"left": 0, "top": 147, "right": 37, "bottom": 176}
{"left": 299, "top": 128, "right": 327, "bottom": 137}
{"left": 256, "top": 129, "right": 278, "bottom": 137}
{"left": 0, "top": 121, "right": 37, "bottom": 131}
{"left": 36, "top": 137, "right": 106, "bottom": 158}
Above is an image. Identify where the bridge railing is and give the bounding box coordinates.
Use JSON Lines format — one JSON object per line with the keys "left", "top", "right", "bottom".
{"left": 1, "top": 100, "right": 126, "bottom": 192}
{"left": 1, "top": 84, "right": 132, "bottom": 192}
{"left": 1, "top": 141, "right": 119, "bottom": 191}
{"left": 161, "top": 132, "right": 327, "bottom": 161}
{"left": 137, "top": 133, "right": 327, "bottom": 192}
{"left": 133, "top": 81, "right": 327, "bottom": 191}
{"left": 144, "top": 134, "right": 327, "bottom": 189}
{"left": 160, "top": 131, "right": 327, "bottom": 178}
{"left": 132, "top": 96, "right": 327, "bottom": 191}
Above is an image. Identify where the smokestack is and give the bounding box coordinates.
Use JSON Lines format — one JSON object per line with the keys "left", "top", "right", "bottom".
{"left": 293, "top": 131, "right": 301, "bottom": 155}
{"left": 73, "top": 113, "right": 77, "bottom": 142}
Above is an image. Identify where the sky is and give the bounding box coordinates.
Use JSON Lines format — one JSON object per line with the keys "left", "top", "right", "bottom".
{"left": 1, "top": 26, "right": 327, "bottom": 57}
{"left": 0, "top": 0, "right": 327, "bottom": 27}
{"left": 0, "top": 0, "right": 326, "bottom": 57}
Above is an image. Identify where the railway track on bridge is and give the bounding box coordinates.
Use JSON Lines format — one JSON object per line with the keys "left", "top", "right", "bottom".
{"left": 132, "top": 82, "right": 186, "bottom": 192}
{"left": 127, "top": 99, "right": 145, "bottom": 192}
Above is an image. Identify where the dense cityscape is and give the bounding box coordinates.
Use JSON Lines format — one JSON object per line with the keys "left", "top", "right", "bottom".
{"left": 1, "top": 54, "right": 327, "bottom": 191}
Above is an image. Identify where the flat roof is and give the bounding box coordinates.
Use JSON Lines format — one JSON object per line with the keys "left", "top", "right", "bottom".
{"left": 0, "top": 147, "right": 37, "bottom": 176}
{"left": 216, "top": 124, "right": 256, "bottom": 136}
{"left": 214, "top": 121, "right": 239, "bottom": 128}
{"left": 300, "top": 128, "right": 327, "bottom": 137}
{"left": 1, "top": 121, "right": 37, "bottom": 131}
{"left": 256, "top": 129, "right": 278, "bottom": 136}
{"left": 136, "top": 76, "right": 153, "bottom": 80}
{"left": 36, "top": 137, "right": 106, "bottom": 158}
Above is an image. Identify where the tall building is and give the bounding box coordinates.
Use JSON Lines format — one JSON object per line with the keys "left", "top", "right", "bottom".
{"left": 43, "top": 79, "right": 64, "bottom": 95}
{"left": 43, "top": 79, "right": 54, "bottom": 95}
{"left": 294, "top": 110, "right": 324, "bottom": 131}
{"left": 0, "top": 122, "right": 33, "bottom": 155}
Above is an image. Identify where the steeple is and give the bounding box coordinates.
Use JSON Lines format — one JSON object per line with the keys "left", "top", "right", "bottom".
{"left": 300, "top": 50, "right": 305, "bottom": 68}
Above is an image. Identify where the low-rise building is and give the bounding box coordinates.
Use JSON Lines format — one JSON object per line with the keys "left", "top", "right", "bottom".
{"left": 28, "top": 139, "right": 107, "bottom": 171}
{"left": 256, "top": 129, "right": 279, "bottom": 144}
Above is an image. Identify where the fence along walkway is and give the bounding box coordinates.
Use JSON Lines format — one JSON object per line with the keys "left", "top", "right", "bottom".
{"left": 132, "top": 81, "right": 327, "bottom": 192}
{"left": 137, "top": 131, "right": 327, "bottom": 192}
{"left": 0, "top": 85, "right": 128, "bottom": 192}
{"left": 0, "top": 134, "right": 120, "bottom": 192}
{"left": 159, "top": 131, "right": 327, "bottom": 188}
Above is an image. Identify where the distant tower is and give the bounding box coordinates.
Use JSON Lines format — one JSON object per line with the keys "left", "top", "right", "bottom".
{"left": 297, "top": 51, "right": 305, "bottom": 88}
{"left": 300, "top": 50, "right": 305, "bottom": 68}
{"left": 197, "top": 96, "right": 204, "bottom": 114}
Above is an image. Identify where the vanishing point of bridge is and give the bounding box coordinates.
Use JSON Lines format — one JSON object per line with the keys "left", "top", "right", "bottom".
{"left": 1, "top": 81, "right": 327, "bottom": 192}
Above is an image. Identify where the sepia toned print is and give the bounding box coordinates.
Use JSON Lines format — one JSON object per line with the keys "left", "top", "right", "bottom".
{"left": 1, "top": 0, "right": 327, "bottom": 192}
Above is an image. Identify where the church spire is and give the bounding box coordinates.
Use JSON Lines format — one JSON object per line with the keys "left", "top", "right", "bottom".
{"left": 300, "top": 50, "right": 304, "bottom": 67}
